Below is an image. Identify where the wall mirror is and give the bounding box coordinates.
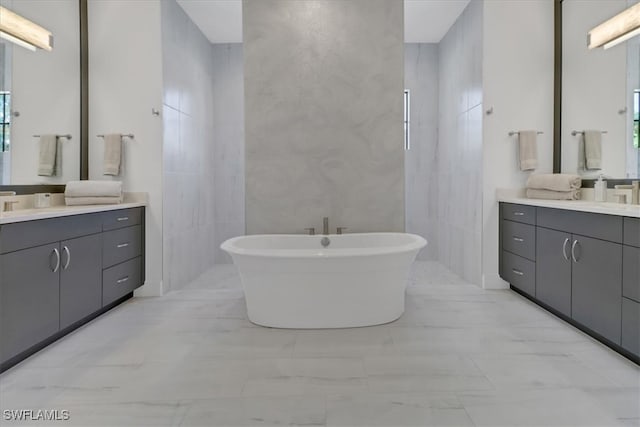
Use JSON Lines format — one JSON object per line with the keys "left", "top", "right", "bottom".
{"left": 561, "top": 0, "right": 640, "bottom": 179}
{"left": 0, "top": 0, "right": 86, "bottom": 189}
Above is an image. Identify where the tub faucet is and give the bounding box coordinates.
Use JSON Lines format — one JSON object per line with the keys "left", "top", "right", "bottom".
{"left": 323, "top": 217, "right": 329, "bottom": 235}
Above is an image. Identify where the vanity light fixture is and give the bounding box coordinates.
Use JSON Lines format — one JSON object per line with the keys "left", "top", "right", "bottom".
{"left": 588, "top": 2, "right": 640, "bottom": 50}
{"left": 0, "top": 6, "right": 53, "bottom": 52}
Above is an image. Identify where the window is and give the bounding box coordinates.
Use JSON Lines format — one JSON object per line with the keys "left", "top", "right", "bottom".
{"left": 0, "top": 91, "right": 10, "bottom": 152}
{"left": 404, "top": 89, "right": 410, "bottom": 151}
{"left": 633, "top": 90, "right": 640, "bottom": 149}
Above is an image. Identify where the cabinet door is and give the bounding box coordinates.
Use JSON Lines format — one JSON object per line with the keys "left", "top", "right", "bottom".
{"left": 572, "top": 235, "right": 623, "bottom": 344}
{"left": 0, "top": 244, "right": 60, "bottom": 363}
{"left": 60, "top": 234, "right": 103, "bottom": 330}
{"left": 536, "top": 227, "right": 572, "bottom": 316}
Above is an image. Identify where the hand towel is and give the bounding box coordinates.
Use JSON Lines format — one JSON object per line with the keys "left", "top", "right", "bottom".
{"left": 526, "top": 188, "right": 581, "bottom": 200}
{"left": 518, "top": 130, "right": 538, "bottom": 171}
{"left": 583, "top": 130, "right": 602, "bottom": 170}
{"left": 65, "top": 180, "right": 123, "bottom": 198}
{"left": 526, "top": 173, "right": 582, "bottom": 192}
{"left": 37, "top": 134, "right": 58, "bottom": 176}
{"left": 65, "top": 196, "right": 123, "bottom": 206}
{"left": 103, "top": 133, "right": 122, "bottom": 176}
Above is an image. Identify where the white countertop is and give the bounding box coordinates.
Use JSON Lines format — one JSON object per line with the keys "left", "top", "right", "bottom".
{"left": 0, "top": 193, "right": 147, "bottom": 224}
{"left": 498, "top": 191, "right": 640, "bottom": 218}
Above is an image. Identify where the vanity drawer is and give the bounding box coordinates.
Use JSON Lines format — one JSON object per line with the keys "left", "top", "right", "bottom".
{"left": 501, "top": 251, "right": 536, "bottom": 297}
{"left": 622, "top": 297, "right": 640, "bottom": 357}
{"left": 0, "top": 213, "right": 101, "bottom": 254}
{"left": 103, "top": 257, "right": 142, "bottom": 306}
{"left": 623, "top": 245, "right": 640, "bottom": 303}
{"left": 501, "top": 203, "right": 536, "bottom": 225}
{"left": 502, "top": 220, "right": 536, "bottom": 261}
{"left": 102, "top": 208, "right": 143, "bottom": 231}
{"left": 537, "top": 207, "right": 623, "bottom": 243}
{"left": 102, "top": 225, "right": 142, "bottom": 268}
{"left": 624, "top": 217, "right": 640, "bottom": 248}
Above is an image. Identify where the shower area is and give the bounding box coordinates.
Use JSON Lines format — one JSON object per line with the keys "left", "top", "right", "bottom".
{"left": 160, "top": 0, "right": 484, "bottom": 292}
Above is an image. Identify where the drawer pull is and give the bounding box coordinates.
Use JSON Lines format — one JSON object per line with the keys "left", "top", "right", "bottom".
{"left": 562, "top": 237, "right": 570, "bottom": 261}
{"left": 571, "top": 240, "right": 580, "bottom": 263}
{"left": 512, "top": 269, "right": 524, "bottom": 276}
{"left": 513, "top": 236, "right": 524, "bottom": 242}
{"left": 51, "top": 248, "right": 60, "bottom": 273}
{"left": 117, "top": 217, "right": 129, "bottom": 222}
{"left": 116, "top": 276, "right": 129, "bottom": 284}
{"left": 117, "top": 243, "right": 130, "bottom": 248}
{"left": 62, "top": 246, "right": 71, "bottom": 270}
{"left": 513, "top": 212, "right": 525, "bottom": 216}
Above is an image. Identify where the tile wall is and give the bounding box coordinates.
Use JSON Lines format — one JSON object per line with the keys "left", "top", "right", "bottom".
{"left": 436, "top": 0, "right": 484, "bottom": 284}
{"left": 161, "top": 0, "right": 216, "bottom": 290}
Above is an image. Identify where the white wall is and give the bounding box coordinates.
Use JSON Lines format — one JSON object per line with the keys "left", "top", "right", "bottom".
{"left": 243, "top": 0, "right": 405, "bottom": 235}
{"left": 8, "top": 0, "right": 80, "bottom": 185}
{"left": 161, "top": 0, "right": 216, "bottom": 290}
{"left": 481, "top": 0, "right": 555, "bottom": 289}
{"left": 437, "top": 0, "right": 484, "bottom": 284}
{"left": 212, "top": 43, "right": 245, "bottom": 264}
{"left": 562, "top": 0, "right": 628, "bottom": 178}
{"left": 404, "top": 43, "right": 439, "bottom": 261}
{"left": 88, "top": 0, "right": 164, "bottom": 296}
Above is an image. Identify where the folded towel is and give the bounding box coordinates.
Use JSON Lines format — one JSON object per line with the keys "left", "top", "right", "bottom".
{"left": 65, "top": 196, "right": 123, "bottom": 206}
{"left": 103, "top": 133, "right": 122, "bottom": 176}
{"left": 526, "top": 173, "right": 582, "bottom": 192}
{"left": 65, "top": 180, "right": 123, "bottom": 198}
{"left": 37, "top": 134, "right": 58, "bottom": 176}
{"left": 584, "top": 130, "right": 602, "bottom": 170}
{"left": 518, "top": 130, "right": 538, "bottom": 171}
{"left": 526, "top": 188, "right": 581, "bottom": 200}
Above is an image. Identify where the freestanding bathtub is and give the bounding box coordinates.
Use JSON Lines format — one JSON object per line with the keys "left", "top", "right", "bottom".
{"left": 221, "top": 233, "right": 427, "bottom": 328}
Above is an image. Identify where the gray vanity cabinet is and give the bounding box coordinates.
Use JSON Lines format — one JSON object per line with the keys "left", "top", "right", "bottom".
{"left": 500, "top": 203, "right": 637, "bottom": 363}
{"left": 0, "top": 207, "right": 146, "bottom": 371}
{"left": 535, "top": 227, "right": 572, "bottom": 317}
{"left": 59, "top": 234, "right": 103, "bottom": 330}
{"left": 0, "top": 243, "right": 61, "bottom": 363}
{"left": 571, "top": 235, "right": 623, "bottom": 344}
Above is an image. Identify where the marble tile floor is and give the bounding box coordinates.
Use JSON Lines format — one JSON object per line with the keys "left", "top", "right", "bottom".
{"left": 0, "top": 261, "right": 638, "bottom": 426}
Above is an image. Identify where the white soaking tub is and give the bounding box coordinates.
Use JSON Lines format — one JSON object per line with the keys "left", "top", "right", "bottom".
{"left": 221, "top": 233, "right": 427, "bottom": 328}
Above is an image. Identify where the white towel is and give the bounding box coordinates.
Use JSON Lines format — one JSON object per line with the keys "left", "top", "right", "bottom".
{"left": 65, "top": 196, "right": 123, "bottom": 206}
{"left": 103, "top": 133, "right": 122, "bottom": 176}
{"left": 526, "top": 174, "right": 582, "bottom": 192}
{"left": 518, "top": 130, "right": 538, "bottom": 171}
{"left": 526, "top": 188, "right": 581, "bottom": 200}
{"left": 65, "top": 180, "right": 123, "bottom": 198}
{"left": 37, "top": 134, "right": 58, "bottom": 176}
{"left": 583, "top": 130, "right": 602, "bottom": 170}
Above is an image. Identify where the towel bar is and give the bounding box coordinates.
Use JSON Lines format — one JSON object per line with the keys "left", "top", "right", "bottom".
{"left": 508, "top": 131, "right": 544, "bottom": 137}
{"left": 33, "top": 134, "right": 72, "bottom": 139}
{"left": 571, "top": 130, "right": 608, "bottom": 136}
{"left": 97, "top": 134, "right": 135, "bottom": 139}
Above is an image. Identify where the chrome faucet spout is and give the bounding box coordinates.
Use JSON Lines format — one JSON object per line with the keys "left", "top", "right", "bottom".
{"left": 323, "top": 217, "right": 329, "bottom": 235}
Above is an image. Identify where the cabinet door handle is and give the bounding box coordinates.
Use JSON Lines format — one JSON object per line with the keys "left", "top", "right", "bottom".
{"left": 116, "top": 276, "right": 129, "bottom": 284}
{"left": 513, "top": 212, "right": 525, "bottom": 216}
{"left": 62, "top": 246, "right": 71, "bottom": 270}
{"left": 513, "top": 236, "right": 524, "bottom": 242}
{"left": 51, "top": 248, "right": 60, "bottom": 273}
{"left": 512, "top": 269, "right": 524, "bottom": 276}
{"left": 117, "top": 243, "right": 130, "bottom": 248}
{"left": 117, "top": 217, "right": 129, "bottom": 222}
{"left": 562, "top": 238, "right": 570, "bottom": 261}
{"left": 571, "top": 239, "right": 579, "bottom": 263}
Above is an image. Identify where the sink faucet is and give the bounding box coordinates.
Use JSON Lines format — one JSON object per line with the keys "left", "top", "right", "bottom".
{"left": 323, "top": 217, "right": 329, "bottom": 235}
